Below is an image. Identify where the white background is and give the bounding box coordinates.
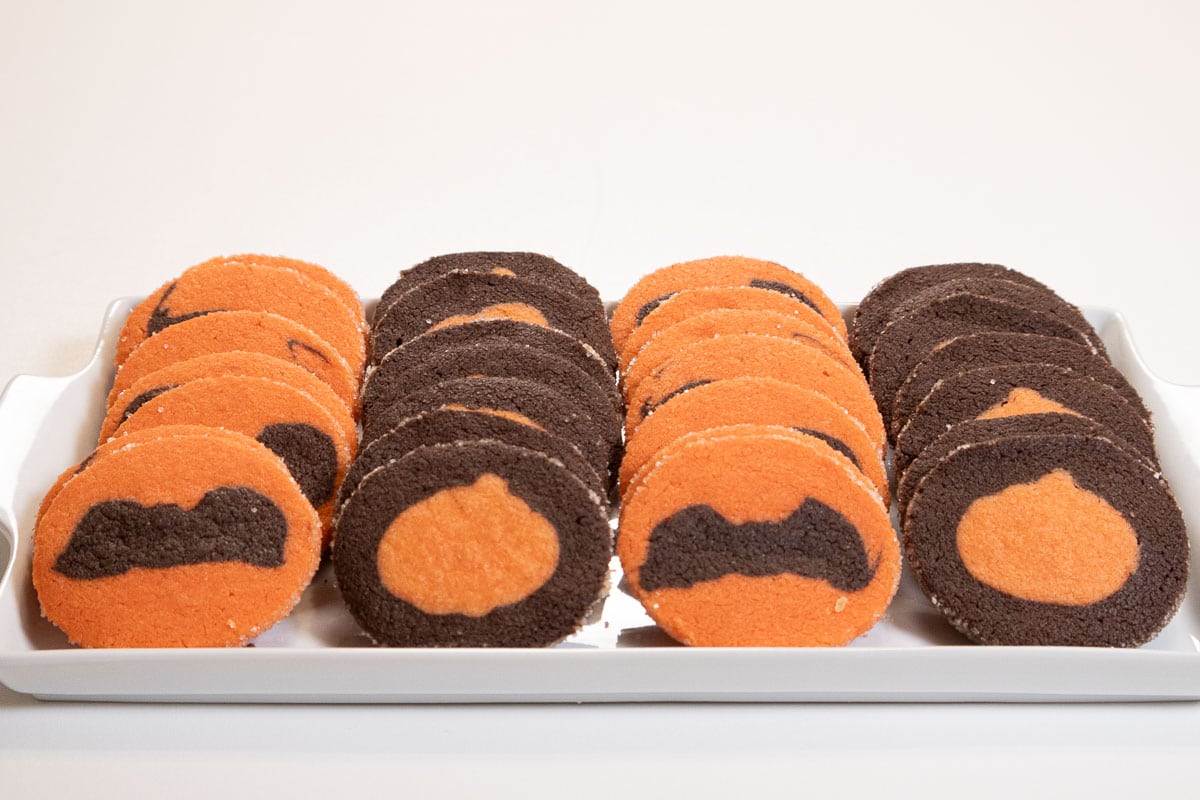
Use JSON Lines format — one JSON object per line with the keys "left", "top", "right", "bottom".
{"left": 2, "top": 2, "right": 1199, "bottom": 796}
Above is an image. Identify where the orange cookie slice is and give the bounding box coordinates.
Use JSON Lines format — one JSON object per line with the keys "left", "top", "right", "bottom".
{"left": 619, "top": 285, "right": 844, "bottom": 373}
{"left": 621, "top": 377, "right": 887, "bottom": 502}
{"left": 33, "top": 431, "right": 321, "bottom": 648}
{"left": 627, "top": 334, "right": 884, "bottom": 449}
{"left": 115, "top": 257, "right": 366, "bottom": 377}
{"left": 114, "top": 375, "right": 355, "bottom": 538}
{"left": 102, "top": 351, "right": 355, "bottom": 443}
{"left": 220, "top": 254, "right": 364, "bottom": 327}
{"left": 621, "top": 308, "right": 856, "bottom": 400}
{"left": 610, "top": 256, "right": 846, "bottom": 354}
{"left": 617, "top": 425, "right": 900, "bottom": 647}
{"left": 108, "top": 311, "right": 358, "bottom": 414}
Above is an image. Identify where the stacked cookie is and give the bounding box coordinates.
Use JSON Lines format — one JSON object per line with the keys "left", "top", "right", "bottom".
{"left": 332, "top": 252, "right": 616, "bottom": 647}
{"left": 34, "top": 254, "right": 365, "bottom": 647}
{"left": 612, "top": 256, "right": 900, "bottom": 647}
{"left": 853, "top": 262, "right": 1188, "bottom": 646}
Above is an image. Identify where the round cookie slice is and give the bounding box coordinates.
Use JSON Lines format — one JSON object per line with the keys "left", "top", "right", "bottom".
{"left": 617, "top": 425, "right": 900, "bottom": 647}
{"left": 107, "top": 311, "right": 359, "bottom": 414}
{"left": 619, "top": 285, "right": 844, "bottom": 374}
{"left": 893, "top": 364, "right": 1158, "bottom": 473}
{"left": 891, "top": 332, "right": 1147, "bottom": 440}
{"left": 369, "top": 319, "right": 619, "bottom": 414}
{"left": 114, "top": 375, "right": 356, "bottom": 537}
{"left": 610, "top": 255, "right": 846, "bottom": 354}
{"left": 363, "top": 376, "right": 610, "bottom": 487}
{"left": 101, "top": 351, "right": 355, "bottom": 443}
{"left": 628, "top": 334, "right": 884, "bottom": 451}
{"left": 221, "top": 254, "right": 364, "bottom": 328}
{"left": 850, "top": 262, "right": 1051, "bottom": 368}
{"left": 333, "top": 440, "right": 611, "bottom": 647}
{"left": 335, "top": 408, "right": 604, "bottom": 513}
{"left": 33, "top": 430, "right": 322, "bottom": 648}
{"left": 115, "top": 258, "right": 367, "bottom": 377}
{"left": 376, "top": 251, "right": 603, "bottom": 322}
{"left": 867, "top": 292, "right": 1095, "bottom": 430}
{"left": 904, "top": 433, "right": 1188, "bottom": 646}
{"left": 620, "top": 377, "right": 887, "bottom": 502}
{"left": 621, "top": 308, "right": 856, "bottom": 400}
{"left": 370, "top": 270, "right": 616, "bottom": 369}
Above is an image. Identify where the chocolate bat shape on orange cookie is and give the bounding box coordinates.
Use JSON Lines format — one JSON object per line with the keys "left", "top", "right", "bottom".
{"left": 52, "top": 487, "right": 288, "bottom": 579}
{"left": 638, "top": 499, "right": 878, "bottom": 593}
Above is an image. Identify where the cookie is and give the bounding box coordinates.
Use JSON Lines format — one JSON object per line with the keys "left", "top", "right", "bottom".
{"left": 115, "top": 257, "right": 366, "bottom": 377}
{"left": 850, "top": 262, "right": 1051, "bottom": 367}
{"left": 890, "top": 332, "right": 1148, "bottom": 439}
{"left": 627, "top": 333, "right": 884, "bottom": 450}
{"left": 221, "top": 254, "right": 364, "bottom": 330}
{"left": 894, "top": 413, "right": 1139, "bottom": 525}
{"left": 867, "top": 292, "right": 1095, "bottom": 431}
{"left": 610, "top": 256, "right": 847, "bottom": 354}
{"left": 362, "top": 376, "right": 609, "bottom": 487}
{"left": 620, "top": 377, "right": 887, "bottom": 502}
{"left": 101, "top": 351, "right": 355, "bottom": 443}
{"left": 107, "top": 311, "right": 359, "bottom": 414}
{"left": 33, "top": 430, "right": 322, "bottom": 648}
{"left": 335, "top": 408, "right": 604, "bottom": 513}
{"left": 114, "top": 375, "right": 356, "bottom": 536}
{"left": 370, "top": 270, "right": 616, "bottom": 369}
{"left": 618, "top": 285, "right": 843, "bottom": 374}
{"left": 369, "top": 318, "right": 618, "bottom": 414}
{"left": 376, "top": 252, "right": 603, "bottom": 321}
{"left": 887, "top": 277, "right": 1105, "bottom": 359}
{"left": 362, "top": 342, "right": 622, "bottom": 448}
{"left": 903, "top": 433, "right": 1188, "bottom": 646}
{"left": 620, "top": 308, "right": 856, "bottom": 400}
{"left": 893, "top": 364, "right": 1158, "bottom": 473}
{"left": 333, "top": 440, "right": 611, "bottom": 647}
{"left": 616, "top": 425, "right": 900, "bottom": 647}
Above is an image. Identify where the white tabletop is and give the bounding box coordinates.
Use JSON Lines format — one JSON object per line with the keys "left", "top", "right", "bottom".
{"left": 2, "top": 2, "right": 1198, "bottom": 796}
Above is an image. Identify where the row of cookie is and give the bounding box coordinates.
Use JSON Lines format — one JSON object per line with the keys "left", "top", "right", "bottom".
{"left": 35, "top": 254, "right": 367, "bottom": 647}
{"left": 331, "top": 252, "right": 619, "bottom": 647}
{"left": 609, "top": 256, "right": 901, "bottom": 646}
{"left": 852, "top": 263, "right": 1187, "bottom": 646}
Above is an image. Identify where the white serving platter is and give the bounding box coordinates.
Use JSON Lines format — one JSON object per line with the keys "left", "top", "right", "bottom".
{"left": 1, "top": 298, "right": 1199, "bottom": 703}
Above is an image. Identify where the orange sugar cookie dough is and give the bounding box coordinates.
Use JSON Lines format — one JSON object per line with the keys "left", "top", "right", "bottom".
{"left": 114, "top": 375, "right": 355, "bottom": 538}
{"left": 115, "top": 257, "right": 367, "bottom": 377}
{"left": 610, "top": 256, "right": 847, "bottom": 355}
{"left": 33, "top": 431, "right": 322, "bottom": 648}
{"left": 107, "top": 310, "right": 359, "bottom": 415}
{"left": 621, "top": 308, "right": 856, "bottom": 400}
{"left": 618, "top": 285, "right": 844, "bottom": 373}
{"left": 101, "top": 351, "right": 356, "bottom": 443}
{"left": 617, "top": 425, "right": 900, "bottom": 647}
{"left": 621, "top": 377, "right": 887, "bottom": 503}
{"left": 627, "top": 333, "right": 884, "bottom": 449}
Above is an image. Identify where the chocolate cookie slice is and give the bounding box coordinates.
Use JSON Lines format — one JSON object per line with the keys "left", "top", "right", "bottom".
{"left": 333, "top": 440, "right": 611, "bottom": 647}
{"left": 894, "top": 413, "right": 1138, "bottom": 524}
{"left": 375, "top": 251, "right": 603, "bottom": 322}
{"left": 904, "top": 433, "right": 1188, "bottom": 646}
{"left": 335, "top": 408, "right": 604, "bottom": 513}
{"left": 362, "top": 376, "right": 610, "bottom": 488}
{"left": 867, "top": 292, "right": 1094, "bottom": 431}
{"left": 893, "top": 364, "right": 1158, "bottom": 473}
{"left": 369, "top": 319, "right": 618, "bottom": 413}
{"left": 850, "top": 263, "right": 1050, "bottom": 368}
{"left": 370, "top": 271, "right": 616, "bottom": 369}
{"left": 891, "top": 332, "right": 1148, "bottom": 439}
